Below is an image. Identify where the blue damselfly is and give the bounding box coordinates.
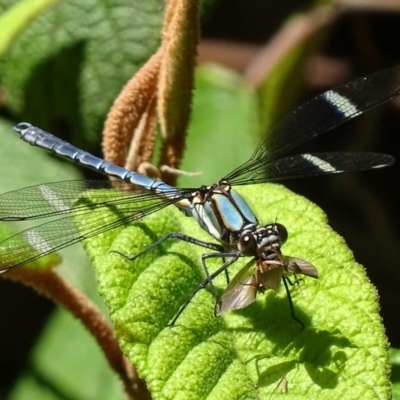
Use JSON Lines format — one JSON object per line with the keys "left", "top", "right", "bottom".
{"left": 0, "top": 66, "right": 397, "bottom": 325}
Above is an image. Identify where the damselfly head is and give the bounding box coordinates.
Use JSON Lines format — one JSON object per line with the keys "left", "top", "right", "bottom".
{"left": 255, "top": 223, "right": 288, "bottom": 261}
{"left": 235, "top": 223, "right": 283, "bottom": 260}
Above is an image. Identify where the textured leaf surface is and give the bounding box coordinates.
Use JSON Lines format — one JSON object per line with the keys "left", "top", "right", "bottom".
{"left": 80, "top": 183, "right": 390, "bottom": 400}
{"left": 0, "top": 0, "right": 163, "bottom": 144}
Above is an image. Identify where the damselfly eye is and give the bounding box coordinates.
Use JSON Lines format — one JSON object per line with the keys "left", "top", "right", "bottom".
{"left": 275, "top": 223, "right": 288, "bottom": 243}
{"left": 238, "top": 233, "right": 257, "bottom": 256}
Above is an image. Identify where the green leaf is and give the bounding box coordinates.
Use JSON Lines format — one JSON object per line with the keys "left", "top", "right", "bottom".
{"left": 255, "top": 12, "right": 330, "bottom": 138}
{"left": 10, "top": 308, "right": 124, "bottom": 400}
{"left": 79, "top": 183, "right": 390, "bottom": 399}
{"left": 0, "top": 0, "right": 164, "bottom": 145}
{"left": 0, "top": 222, "right": 61, "bottom": 271}
{"left": 180, "top": 64, "right": 259, "bottom": 187}
{"left": 0, "top": 0, "right": 58, "bottom": 57}
{"left": 0, "top": 118, "right": 124, "bottom": 399}
{"left": 390, "top": 348, "right": 400, "bottom": 399}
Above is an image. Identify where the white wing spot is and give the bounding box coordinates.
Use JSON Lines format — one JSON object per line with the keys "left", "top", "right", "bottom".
{"left": 25, "top": 231, "right": 52, "bottom": 253}
{"left": 302, "top": 154, "right": 337, "bottom": 173}
{"left": 323, "top": 90, "right": 362, "bottom": 118}
{"left": 39, "top": 185, "right": 70, "bottom": 212}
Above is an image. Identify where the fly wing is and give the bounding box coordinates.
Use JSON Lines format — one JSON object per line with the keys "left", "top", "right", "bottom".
{"left": 217, "top": 259, "right": 258, "bottom": 315}
{"left": 284, "top": 257, "right": 319, "bottom": 278}
{"left": 259, "top": 265, "right": 284, "bottom": 292}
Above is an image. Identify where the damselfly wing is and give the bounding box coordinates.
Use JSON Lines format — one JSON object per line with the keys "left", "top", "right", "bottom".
{"left": 0, "top": 66, "right": 397, "bottom": 324}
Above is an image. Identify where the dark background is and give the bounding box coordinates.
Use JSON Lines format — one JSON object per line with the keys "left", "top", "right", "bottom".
{"left": 1, "top": 0, "right": 400, "bottom": 396}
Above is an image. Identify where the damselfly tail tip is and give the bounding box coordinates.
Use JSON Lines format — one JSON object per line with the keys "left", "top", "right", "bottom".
{"left": 13, "top": 122, "right": 32, "bottom": 134}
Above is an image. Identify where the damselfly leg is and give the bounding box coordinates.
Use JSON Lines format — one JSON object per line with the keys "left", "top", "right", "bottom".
{"left": 2, "top": 66, "right": 399, "bottom": 325}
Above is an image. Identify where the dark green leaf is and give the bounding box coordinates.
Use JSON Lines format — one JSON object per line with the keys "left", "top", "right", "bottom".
{"left": 0, "top": 0, "right": 164, "bottom": 145}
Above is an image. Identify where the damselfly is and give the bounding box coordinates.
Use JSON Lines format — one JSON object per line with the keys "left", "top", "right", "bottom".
{"left": 0, "top": 66, "right": 397, "bottom": 325}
